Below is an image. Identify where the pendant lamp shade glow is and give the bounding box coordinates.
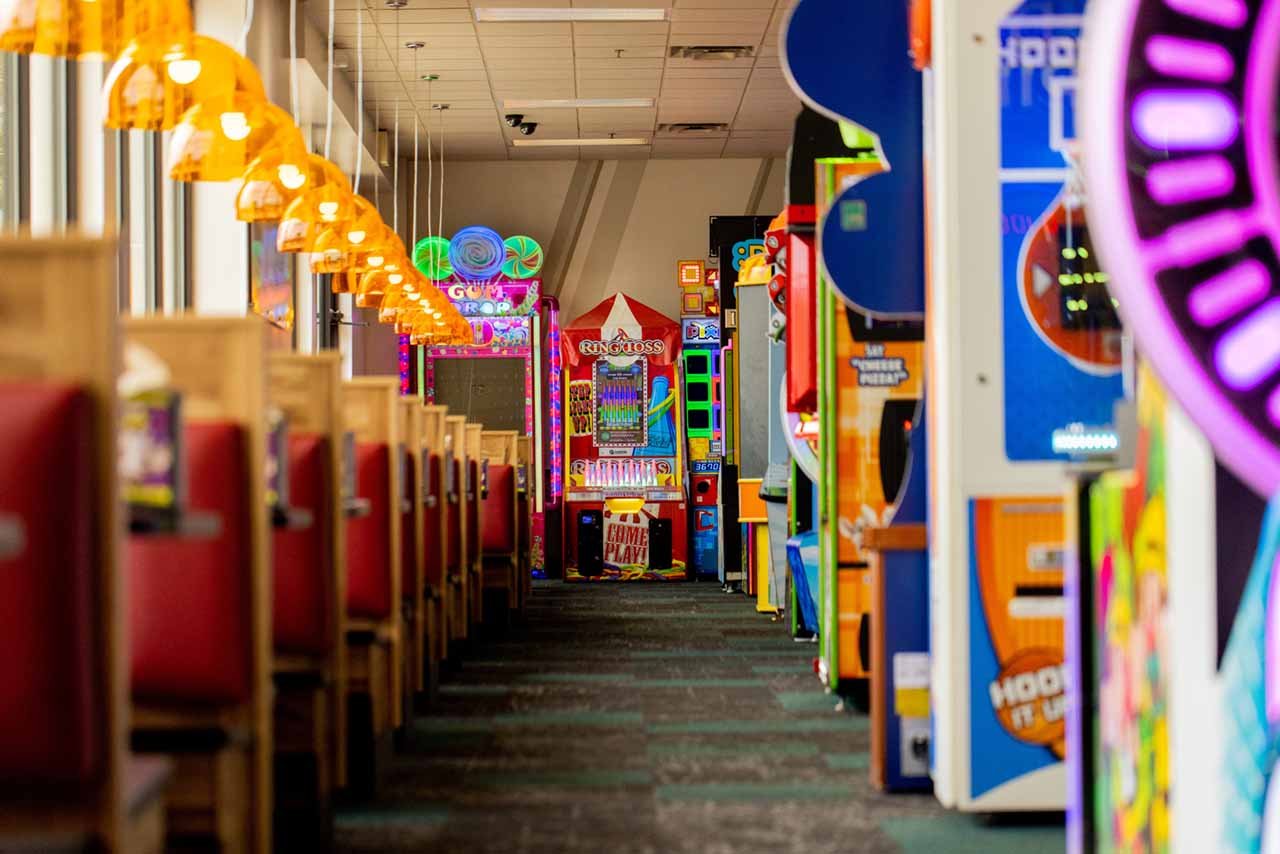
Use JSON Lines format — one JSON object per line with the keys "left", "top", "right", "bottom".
{"left": 169, "top": 94, "right": 302, "bottom": 182}
{"left": 104, "top": 33, "right": 261, "bottom": 132}
{"left": 276, "top": 160, "right": 359, "bottom": 253}
{"left": 237, "top": 149, "right": 344, "bottom": 223}
{"left": 0, "top": 0, "right": 190, "bottom": 59}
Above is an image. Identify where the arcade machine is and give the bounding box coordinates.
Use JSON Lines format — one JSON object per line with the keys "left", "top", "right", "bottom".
{"left": 1076, "top": 0, "right": 1280, "bottom": 850}
{"left": 677, "top": 260, "right": 725, "bottom": 582}
{"left": 709, "top": 215, "right": 775, "bottom": 591}
{"left": 735, "top": 246, "right": 783, "bottom": 612}
{"left": 922, "top": 0, "right": 1125, "bottom": 811}
{"left": 413, "top": 227, "right": 562, "bottom": 580}
{"left": 561, "top": 294, "right": 688, "bottom": 582}
{"left": 785, "top": 0, "right": 931, "bottom": 791}
{"left": 761, "top": 216, "right": 793, "bottom": 619}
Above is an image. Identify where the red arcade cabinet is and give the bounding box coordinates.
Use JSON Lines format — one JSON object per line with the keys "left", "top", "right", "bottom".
{"left": 561, "top": 294, "right": 688, "bottom": 581}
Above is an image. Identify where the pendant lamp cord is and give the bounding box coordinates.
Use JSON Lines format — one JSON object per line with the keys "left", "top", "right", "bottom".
{"left": 240, "top": 0, "right": 255, "bottom": 54}
{"left": 354, "top": 5, "right": 364, "bottom": 191}
{"left": 323, "top": 0, "right": 336, "bottom": 160}
{"left": 425, "top": 79, "right": 433, "bottom": 252}
{"left": 437, "top": 107, "right": 445, "bottom": 249}
{"left": 412, "top": 114, "right": 419, "bottom": 240}
{"left": 288, "top": 0, "right": 299, "bottom": 127}
{"left": 393, "top": 107, "right": 400, "bottom": 235}
{"left": 373, "top": 102, "right": 381, "bottom": 213}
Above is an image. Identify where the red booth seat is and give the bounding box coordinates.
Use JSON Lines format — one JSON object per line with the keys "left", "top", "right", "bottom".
{"left": 466, "top": 461, "right": 480, "bottom": 558}
{"left": 128, "top": 422, "right": 253, "bottom": 706}
{"left": 423, "top": 455, "right": 444, "bottom": 588}
{"left": 272, "top": 433, "right": 331, "bottom": 655}
{"left": 446, "top": 462, "right": 461, "bottom": 571}
{"left": 400, "top": 450, "right": 417, "bottom": 596}
{"left": 482, "top": 464, "right": 516, "bottom": 554}
{"left": 346, "top": 442, "right": 392, "bottom": 620}
{"left": 0, "top": 384, "right": 101, "bottom": 785}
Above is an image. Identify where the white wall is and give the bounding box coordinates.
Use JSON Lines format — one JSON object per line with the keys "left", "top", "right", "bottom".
{"left": 409, "top": 156, "right": 785, "bottom": 321}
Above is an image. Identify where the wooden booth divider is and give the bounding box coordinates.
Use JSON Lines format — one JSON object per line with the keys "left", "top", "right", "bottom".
{"left": 339, "top": 377, "right": 403, "bottom": 796}
{"left": 444, "top": 415, "right": 470, "bottom": 649}
{"left": 515, "top": 435, "right": 534, "bottom": 607}
{"left": 480, "top": 430, "right": 521, "bottom": 619}
{"left": 397, "top": 398, "right": 426, "bottom": 708}
{"left": 464, "top": 423, "right": 486, "bottom": 628}
{"left": 421, "top": 404, "right": 450, "bottom": 684}
{"left": 123, "top": 317, "right": 273, "bottom": 854}
{"left": 0, "top": 236, "right": 171, "bottom": 853}
{"left": 266, "top": 352, "right": 348, "bottom": 833}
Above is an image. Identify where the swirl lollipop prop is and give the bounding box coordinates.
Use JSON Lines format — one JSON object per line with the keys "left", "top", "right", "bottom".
{"left": 449, "top": 226, "right": 506, "bottom": 280}
{"left": 413, "top": 235, "right": 453, "bottom": 281}
{"left": 502, "top": 235, "right": 544, "bottom": 280}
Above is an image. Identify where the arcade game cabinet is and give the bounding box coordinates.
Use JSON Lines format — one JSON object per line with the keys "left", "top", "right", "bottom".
{"left": 784, "top": 0, "right": 930, "bottom": 792}
{"left": 709, "top": 214, "right": 776, "bottom": 590}
{"left": 923, "top": 0, "right": 1123, "bottom": 811}
{"left": 561, "top": 294, "right": 688, "bottom": 581}
{"left": 677, "top": 260, "right": 724, "bottom": 581}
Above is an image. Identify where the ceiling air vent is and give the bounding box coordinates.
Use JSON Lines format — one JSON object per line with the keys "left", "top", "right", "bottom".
{"left": 668, "top": 45, "right": 755, "bottom": 61}
{"left": 657, "top": 123, "right": 730, "bottom": 136}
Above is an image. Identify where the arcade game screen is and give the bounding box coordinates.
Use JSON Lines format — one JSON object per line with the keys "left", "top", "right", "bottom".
{"left": 594, "top": 359, "right": 648, "bottom": 447}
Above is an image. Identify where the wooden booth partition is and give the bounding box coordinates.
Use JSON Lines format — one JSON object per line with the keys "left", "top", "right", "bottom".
{"left": 0, "top": 236, "right": 170, "bottom": 853}
{"left": 420, "top": 404, "right": 449, "bottom": 687}
{"left": 480, "top": 430, "right": 521, "bottom": 619}
{"left": 516, "top": 436, "right": 533, "bottom": 607}
{"left": 444, "top": 415, "right": 470, "bottom": 648}
{"left": 124, "top": 317, "right": 273, "bottom": 854}
{"left": 266, "top": 352, "right": 347, "bottom": 827}
{"left": 338, "top": 378, "right": 403, "bottom": 795}
{"left": 464, "top": 423, "right": 486, "bottom": 628}
{"left": 397, "top": 399, "right": 426, "bottom": 704}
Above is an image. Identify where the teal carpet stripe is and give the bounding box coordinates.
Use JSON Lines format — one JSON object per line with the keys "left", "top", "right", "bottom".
{"left": 656, "top": 783, "right": 857, "bottom": 801}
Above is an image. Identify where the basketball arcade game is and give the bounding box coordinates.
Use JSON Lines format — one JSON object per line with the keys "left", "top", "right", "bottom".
{"left": 562, "top": 295, "right": 688, "bottom": 582}
{"left": 413, "top": 227, "right": 561, "bottom": 577}
{"left": 924, "top": 0, "right": 1124, "bottom": 811}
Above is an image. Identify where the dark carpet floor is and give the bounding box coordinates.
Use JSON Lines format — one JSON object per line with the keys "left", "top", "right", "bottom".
{"left": 334, "top": 581, "right": 1066, "bottom": 854}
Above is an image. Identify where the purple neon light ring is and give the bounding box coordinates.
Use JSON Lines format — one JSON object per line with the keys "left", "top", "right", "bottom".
{"left": 1084, "top": 0, "right": 1280, "bottom": 498}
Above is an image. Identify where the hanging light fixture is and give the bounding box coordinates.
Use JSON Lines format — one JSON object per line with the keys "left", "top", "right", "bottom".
{"left": 310, "top": 196, "right": 387, "bottom": 273}
{"left": 169, "top": 92, "right": 302, "bottom": 182}
{"left": 275, "top": 156, "right": 355, "bottom": 252}
{"left": 235, "top": 145, "right": 334, "bottom": 223}
{"left": 104, "top": 32, "right": 263, "bottom": 132}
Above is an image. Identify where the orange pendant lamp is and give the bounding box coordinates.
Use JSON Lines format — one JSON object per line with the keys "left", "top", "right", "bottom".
{"left": 236, "top": 149, "right": 349, "bottom": 224}
{"left": 0, "top": 0, "right": 188, "bottom": 59}
{"left": 309, "top": 194, "right": 384, "bottom": 269}
{"left": 104, "top": 33, "right": 263, "bottom": 132}
{"left": 169, "top": 94, "right": 303, "bottom": 182}
{"left": 276, "top": 159, "right": 358, "bottom": 253}
{"left": 355, "top": 266, "right": 406, "bottom": 309}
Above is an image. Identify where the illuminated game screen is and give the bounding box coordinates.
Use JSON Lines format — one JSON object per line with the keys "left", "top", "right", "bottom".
{"left": 1058, "top": 224, "right": 1120, "bottom": 331}
{"left": 593, "top": 359, "right": 648, "bottom": 448}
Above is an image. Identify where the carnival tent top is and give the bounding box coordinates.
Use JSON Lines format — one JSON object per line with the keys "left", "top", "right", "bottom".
{"left": 561, "top": 293, "right": 681, "bottom": 367}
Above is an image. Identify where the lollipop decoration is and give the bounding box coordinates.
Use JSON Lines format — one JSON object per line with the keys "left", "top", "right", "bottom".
{"left": 413, "top": 235, "right": 453, "bottom": 281}
{"left": 502, "top": 235, "right": 544, "bottom": 279}
{"left": 449, "top": 225, "right": 506, "bottom": 280}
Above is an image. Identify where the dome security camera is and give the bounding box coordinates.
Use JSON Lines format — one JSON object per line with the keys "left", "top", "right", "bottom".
{"left": 519, "top": 122, "right": 538, "bottom": 136}
{"left": 504, "top": 114, "right": 524, "bottom": 128}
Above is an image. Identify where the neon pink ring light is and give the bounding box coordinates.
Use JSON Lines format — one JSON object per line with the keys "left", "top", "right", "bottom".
{"left": 1083, "top": 0, "right": 1280, "bottom": 498}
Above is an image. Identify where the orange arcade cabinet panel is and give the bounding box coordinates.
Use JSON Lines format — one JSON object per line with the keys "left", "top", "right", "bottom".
{"left": 561, "top": 294, "right": 687, "bottom": 582}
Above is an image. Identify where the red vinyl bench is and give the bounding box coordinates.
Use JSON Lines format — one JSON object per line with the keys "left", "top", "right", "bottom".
{"left": 0, "top": 383, "right": 169, "bottom": 854}
{"left": 482, "top": 463, "right": 520, "bottom": 616}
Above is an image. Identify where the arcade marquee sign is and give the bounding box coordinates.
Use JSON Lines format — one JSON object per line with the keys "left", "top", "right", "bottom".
{"left": 578, "top": 336, "right": 667, "bottom": 358}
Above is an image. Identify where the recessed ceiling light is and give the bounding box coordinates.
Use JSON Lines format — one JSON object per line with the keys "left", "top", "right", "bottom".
{"left": 512, "top": 137, "right": 650, "bottom": 147}
{"left": 503, "top": 98, "right": 655, "bottom": 110}
{"left": 475, "top": 8, "right": 669, "bottom": 23}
